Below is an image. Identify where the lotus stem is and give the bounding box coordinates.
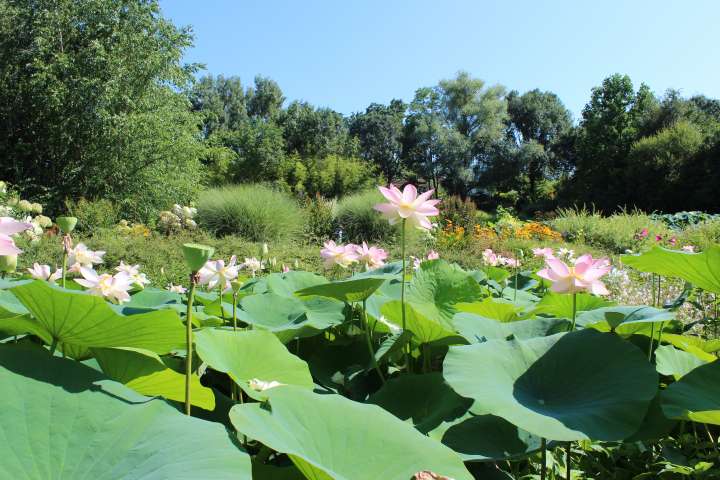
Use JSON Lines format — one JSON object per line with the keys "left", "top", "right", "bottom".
{"left": 49, "top": 337, "right": 58, "bottom": 356}
{"left": 570, "top": 292, "right": 577, "bottom": 331}
{"left": 362, "top": 300, "right": 385, "bottom": 383}
{"left": 61, "top": 234, "right": 71, "bottom": 288}
{"left": 400, "top": 218, "right": 409, "bottom": 371}
{"left": 540, "top": 438, "right": 547, "bottom": 480}
{"left": 184, "top": 273, "right": 198, "bottom": 416}
{"left": 566, "top": 441, "right": 572, "bottom": 479}
{"left": 232, "top": 292, "right": 238, "bottom": 331}
{"left": 217, "top": 285, "right": 225, "bottom": 321}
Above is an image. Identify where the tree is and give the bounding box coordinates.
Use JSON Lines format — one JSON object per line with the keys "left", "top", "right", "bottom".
{"left": 280, "top": 101, "right": 352, "bottom": 158}
{"left": 349, "top": 100, "right": 406, "bottom": 183}
{"left": 0, "top": 0, "right": 204, "bottom": 219}
{"left": 246, "top": 76, "right": 285, "bottom": 121}
{"left": 189, "top": 75, "right": 247, "bottom": 137}
{"left": 220, "top": 119, "right": 286, "bottom": 183}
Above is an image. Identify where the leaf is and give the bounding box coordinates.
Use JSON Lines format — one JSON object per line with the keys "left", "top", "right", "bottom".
{"left": 455, "top": 298, "right": 523, "bottom": 322}
{"left": 194, "top": 328, "right": 313, "bottom": 400}
{"left": 621, "top": 245, "right": 720, "bottom": 293}
{"left": 533, "top": 292, "right": 612, "bottom": 318}
{"left": 661, "top": 360, "right": 720, "bottom": 425}
{"left": 8, "top": 280, "right": 185, "bottom": 354}
{"left": 295, "top": 277, "right": 386, "bottom": 303}
{"left": 0, "top": 344, "right": 251, "bottom": 479}
{"left": 443, "top": 329, "right": 658, "bottom": 441}
{"left": 407, "top": 260, "right": 484, "bottom": 322}
{"left": 122, "top": 287, "right": 183, "bottom": 309}
{"left": 229, "top": 386, "right": 473, "bottom": 480}
{"left": 351, "top": 261, "right": 403, "bottom": 279}
{"left": 655, "top": 344, "right": 709, "bottom": 380}
{"left": 93, "top": 347, "right": 215, "bottom": 410}
{"left": 381, "top": 300, "right": 459, "bottom": 344}
{"left": 453, "top": 313, "right": 568, "bottom": 343}
{"left": 660, "top": 333, "right": 718, "bottom": 362}
{"left": 265, "top": 271, "right": 328, "bottom": 297}
{"left": 367, "top": 373, "right": 472, "bottom": 433}
{"left": 576, "top": 305, "right": 675, "bottom": 334}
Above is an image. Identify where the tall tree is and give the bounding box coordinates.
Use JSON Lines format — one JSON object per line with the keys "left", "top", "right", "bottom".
{"left": 349, "top": 100, "right": 406, "bottom": 183}
{"left": 280, "top": 101, "right": 352, "bottom": 158}
{"left": 246, "top": 75, "right": 285, "bottom": 121}
{"left": 189, "top": 75, "right": 247, "bottom": 137}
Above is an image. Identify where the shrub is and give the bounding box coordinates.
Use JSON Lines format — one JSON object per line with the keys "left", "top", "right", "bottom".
{"left": 335, "top": 189, "right": 399, "bottom": 243}
{"left": 303, "top": 194, "right": 337, "bottom": 241}
{"left": 196, "top": 185, "right": 305, "bottom": 241}
{"left": 441, "top": 195, "right": 478, "bottom": 230}
{"left": 64, "top": 198, "right": 120, "bottom": 233}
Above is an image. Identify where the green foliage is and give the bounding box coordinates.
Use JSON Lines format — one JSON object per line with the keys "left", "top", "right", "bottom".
{"left": 335, "top": 189, "right": 399, "bottom": 243}
{"left": 64, "top": 198, "right": 120, "bottom": 233}
{"left": 302, "top": 195, "right": 336, "bottom": 241}
{"left": 282, "top": 154, "right": 380, "bottom": 198}
{"left": 196, "top": 184, "right": 305, "bottom": 241}
{"left": 440, "top": 195, "right": 478, "bottom": 230}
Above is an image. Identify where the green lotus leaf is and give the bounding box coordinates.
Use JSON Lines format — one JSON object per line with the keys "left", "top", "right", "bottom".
{"left": 453, "top": 313, "right": 569, "bottom": 343}
{"left": 295, "top": 277, "right": 386, "bottom": 303}
{"left": 655, "top": 344, "right": 710, "bottom": 380}
{"left": 0, "top": 344, "right": 251, "bottom": 479}
{"left": 194, "top": 328, "right": 313, "bottom": 400}
{"left": 532, "top": 292, "right": 612, "bottom": 318}
{"left": 407, "top": 260, "right": 484, "bottom": 322}
{"left": 455, "top": 298, "right": 523, "bottom": 322}
{"left": 350, "top": 261, "right": 403, "bottom": 279}
{"left": 229, "top": 386, "right": 473, "bottom": 480}
{"left": 660, "top": 333, "right": 718, "bottom": 362}
{"left": 240, "top": 292, "right": 345, "bottom": 342}
{"left": 93, "top": 347, "right": 215, "bottom": 410}
{"left": 367, "top": 373, "right": 472, "bottom": 433}
{"left": 265, "top": 271, "right": 328, "bottom": 297}
{"left": 8, "top": 280, "right": 185, "bottom": 353}
{"left": 625, "top": 392, "right": 677, "bottom": 442}
{"left": 380, "top": 300, "right": 459, "bottom": 344}
{"left": 443, "top": 329, "right": 658, "bottom": 441}
{"left": 122, "top": 287, "right": 183, "bottom": 309}
{"left": 621, "top": 245, "right": 720, "bottom": 293}
{"left": 576, "top": 305, "right": 676, "bottom": 335}
{"left": 661, "top": 360, "right": 720, "bottom": 425}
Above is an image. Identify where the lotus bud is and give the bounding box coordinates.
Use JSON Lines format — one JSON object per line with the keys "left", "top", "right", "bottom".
{"left": 230, "top": 279, "right": 243, "bottom": 293}
{"left": 0, "top": 255, "right": 17, "bottom": 273}
{"left": 293, "top": 259, "right": 300, "bottom": 269}
{"left": 262, "top": 243, "right": 269, "bottom": 256}
{"left": 182, "top": 243, "right": 214, "bottom": 273}
{"left": 56, "top": 216, "right": 78, "bottom": 233}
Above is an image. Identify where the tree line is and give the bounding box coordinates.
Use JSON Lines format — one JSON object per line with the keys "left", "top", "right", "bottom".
{"left": 1, "top": 0, "right": 719, "bottom": 221}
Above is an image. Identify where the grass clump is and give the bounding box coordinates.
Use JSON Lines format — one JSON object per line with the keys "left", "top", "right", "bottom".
{"left": 196, "top": 185, "right": 305, "bottom": 242}
{"left": 335, "top": 189, "right": 399, "bottom": 243}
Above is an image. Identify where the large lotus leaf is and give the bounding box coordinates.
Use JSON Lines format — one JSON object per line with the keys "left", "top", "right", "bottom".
{"left": 0, "top": 344, "right": 251, "bottom": 479}
{"left": 407, "top": 260, "right": 484, "bottom": 322}
{"left": 532, "top": 292, "right": 612, "bottom": 318}
{"left": 351, "top": 261, "right": 403, "bottom": 279}
{"left": 295, "top": 277, "right": 386, "bottom": 303}
{"left": 123, "top": 287, "right": 183, "bottom": 309}
{"left": 453, "top": 313, "right": 568, "bottom": 343}
{"left": 660, "top": 333, "right": 718, "bottom": 362}
{"left": 655, "top": 344, "right": 710, "bottom": 380}
{"left": 443, "top": 329, "right": 658, "bottom": 441}
{"left": 8, "top": 280, "right": 185, "bottom": 353}
{"left": 428, "top": 411, "right": 542, "bottom": 462}
{"left": 380, "top": 300, "right": 459, "bottom": 344}
{"left": 576, "top": 305, "right": 676, "bottom": 335}
{"left": 0, "top": 289, "right": 28, "bottom": 317}
{"left": 93, "top": 347, "right": 215, "bottom": 410}
{"left": 229, "top": 386, "right": 473, "bottom": 480}
{"left": 621, "top": 245, "right": 720, "bottom": 293}
{"left": 625, "top": 392, "right": 677, "bottom": 442}
{"left": 240, "top": 292, "right": 345, "bottom": 342}
{"left": 367, "top": 373, "right": 472, "bottom": 433}
{"left": 455, "top": 298, "right": 523, "bottom": 322}
{"left": 194, "top": 328, "right": 313, "bottom": 400}
{"left": 265, "top": 271, "right": 328, "bottom": 297}
{"left": 661, "top": 360, "right": 720, "bottom": 425}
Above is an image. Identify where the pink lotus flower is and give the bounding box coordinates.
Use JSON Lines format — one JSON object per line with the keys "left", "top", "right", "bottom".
{"left": 374, "top": 184, "right": 440, "bottom": 230}
{"left": 637, "top": 228, "right": 649, "bottom": 239}
{"left": 76, "top": 267, "right": 132, "bottom": 304}
{"left": 282, "top": 264, "right": 290, "bottom": 273}
{"left": 27, "top": 263, "right": 62, "bottom": 283}
{"left": 482, "top": 248, "right": 499, "bottom": 266}
{"left": 320, "top": 241, "right": 359, "bottom": 268}
{"left": 411, "top": 251, "right": 441, "bottom": 270}
{"left": 198, "top": 256, "right": 239, "bottom": 292}
{"left": 67, "top": 243, "right": 105, "bottom": 272}
{"left": 532, "top": 247, "right": 554, "bottom": 259}
{"left": 427, "top": 250, "right": 440, "bottom": 260}
{"left": 355, "top": 242, "right": 388, "bottom": 269}
{"left": 167, "top": 284, "right": 187, "bottom": 294}
{"left": 537, "top": 254, "right": 611, "bottom": 295}
{"left": 669, "top": 236, "right": 677, "bottom": 246}
{"left": 501, "top": 257, "right": 521, "bottom": 268}
{"left": 655, "top": 234, "right": 663, "bottom": 242}
{"left": 116, "top": 261, "right": 150, "bottom": 288}
{"left": 0, "top": 217, "right": 32, "bottom": 255}
{"left": 682, "top": 245, "right": 696, "bottom": 253}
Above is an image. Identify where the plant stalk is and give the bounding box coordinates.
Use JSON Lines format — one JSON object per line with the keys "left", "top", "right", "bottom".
{"left": 184, "top": 274, "right": 197, "bottom": 416}
{"left": 362, "top": 300, "right": 385, "bottom": 383}
{"left": 570, "top": 292, "right": 577, "bottom": 331}
{"left": 540, "top": 438, "right": 547, "bottom": 480}
{"left": 400, "top": 218, "right": 409, "bottom": 370}
{"left": 566, "top": 441, "right": 572, "bottom": 479}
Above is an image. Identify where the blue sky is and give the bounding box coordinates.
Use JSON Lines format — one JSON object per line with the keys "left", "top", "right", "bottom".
{"left": 160, "top": 0, "right": 720, "bottom": 120}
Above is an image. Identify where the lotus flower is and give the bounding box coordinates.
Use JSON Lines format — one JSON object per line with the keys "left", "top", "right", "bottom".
{"left": 198, "top": 256, "right": 239, "bottom": 292}
{"left": 27, "top": 263, "right": 62, "bottom": 283}
{"left": 76, "top": 267, "right": 132, "bottom": 304}
{"left": 427, "top": 250, "right": 440, "bottom": 260}
{"left": 116, "top": 261, "right": 151, "bottom": 288}
{"left": 243, "top": 257, "right": 264, "bottom": 276}
{"left": 0, "top": 217, "right": 32, "bottom": 255}
{"left": 682, "top": 245, "right": 696, "bottom": 253}
{"left": 669, "top": 236, "right": 677, "bottom": 246}
{"left": 282, "top": 264, "right": 290, "bottom": 273}
{"left": 67, "top": 243, "right": 105, "bottom": 272}
{"left": 637, "top": 228, "right": 649, "bottom": 239}
{"left": 355, "top": 242, "right": 387, "bottom": 269}
{"left": 167, "top": 284, "right": 187, "bottom": 294}
{"left": 482, "top": 248, "right": 499, "bottom": 266}
{"left": 537, "top": 254, "right": 611, "bottom": 295}
{"left": 501, "top": 257, "right": 521, "bottom": 268}
{"left": 374, "top": 184, "right": 440, "bottom": 230}
{"left": 320, "top": 241, "right": 359, "bottom": 268}
{"left": 532, "top": 247, "right": 554, "bottom": 259}
{"left": 248, "top": 378, "right": 284, "bottom": 392}
{"left": 655, "top": 234, "right": 663, "bottom": 242}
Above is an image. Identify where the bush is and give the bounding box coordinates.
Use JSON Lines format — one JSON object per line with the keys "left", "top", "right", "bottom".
{"left": 335, "top": 189, "right": 399, "bottom": 243}
{"left": 196, "top": 185, "right": 305, "bottom": 241}
{"left": 64, "top": 198, "right": 120, "bottom": 233}
{"left": 440, "top": 195, "right": 478, "bottom": 230}
{"left": 303, "top": 194, "right": 337, "bottom": 241}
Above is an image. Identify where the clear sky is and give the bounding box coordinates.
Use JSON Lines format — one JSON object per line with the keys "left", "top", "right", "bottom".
{"left": 160, "top": 0, "right": 720, "bottom": 120}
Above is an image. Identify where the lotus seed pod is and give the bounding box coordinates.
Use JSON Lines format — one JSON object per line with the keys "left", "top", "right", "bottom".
{"left": 182, "top": 243, "right": 214, "bottom": 273}
{"left": 230, "top": 279, "right": 243, "bottom": 293}
{"left": 0, "top": 255, "right": 17, "bottom": 273}
{"left": 56, "top": 216, "right": 78, "bottom": 233}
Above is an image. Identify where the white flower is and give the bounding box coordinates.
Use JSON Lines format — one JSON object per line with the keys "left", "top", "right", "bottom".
{"left": 167, "top": 284, "right": 187, "bottom": 294}
{"left": 248, "top": 378, "right": 284, "bottom": 392}
{"left": 68, "top": 243, "right": 105, "bottom": 272}
{"left": 243, "top": 257, "right": 264, "bottom": 275}
{"left": 75, "top": 268, "right": 132, "bottom": 304}
{"left": 115, "top": 261, "right": 150, "bottom": 288}
{"left": 682, "top": 245, "right": 696, "bottom": 253}
{"left": 376, "top": 315, "right": 402, "bottom": 334}
{"left": 27, "top": 263, "right": 62, "bottom": 283}
{"left": 198, "top": 256, "right": 240, "bottom": 291}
